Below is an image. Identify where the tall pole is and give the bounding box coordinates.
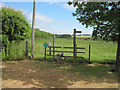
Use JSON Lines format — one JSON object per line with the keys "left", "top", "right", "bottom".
{"left": 31, "top": 0, "right": 36, "bottom": 58}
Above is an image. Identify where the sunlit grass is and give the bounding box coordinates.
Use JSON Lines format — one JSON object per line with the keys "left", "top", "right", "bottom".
{"left": 29, "top": 37, "right": 117, "bottom": 63}
{"left": 2, "top": 36, "right": 117, "bottom": 63}
{"left": 2, "top": 40, "right": 26, "bottom": 60}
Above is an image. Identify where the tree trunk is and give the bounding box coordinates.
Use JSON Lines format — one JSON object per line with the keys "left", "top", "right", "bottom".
{"left": 114, "top": 41, "right": 120, "bottom": 72}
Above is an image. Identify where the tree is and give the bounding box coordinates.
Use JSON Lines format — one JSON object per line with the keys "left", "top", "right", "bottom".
{"left": 68, "top": 1, "right": 120, "bottom": 72}
{"left": 1, "top": 7, "right": 31, "bottom": 46}
{"left": 56, "top": 34, "right": 72, "bottom": 38}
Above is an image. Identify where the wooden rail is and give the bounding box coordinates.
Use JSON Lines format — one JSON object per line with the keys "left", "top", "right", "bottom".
{"left": 44, "top": 45, "right": 91, "bottom": 62}
{"left": 46, "top": 45, "right": 86, "bottom": 59}
{"left": 49, "top": 46, "right": 85, "bottom": 49}
{"left": 47, "top": 50, "right": 85, "bottom": 53}
{"left": 47, "top": 55, "right": 84, "bottom": 58}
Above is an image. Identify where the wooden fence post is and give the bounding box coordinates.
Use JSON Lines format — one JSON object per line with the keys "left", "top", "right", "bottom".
{"left": 53, "top": 34, "right": 55, "bottom": 60}
{"left": 49, "top": 47, "right": 51, "bottom": 56}
{"left": 44, "top": 47, "right": 46, "bottom": 61}
{"left": 76, "top": 44, "right": 77, "bottom": 58}
{"left": 89, "top": 44, "right": 91, "bottom": 61}
{"left": 73, "top": 29, "right": 76, "bottom": 64}
{"left": 26, "top": 40, "right": 28, "bottom": 57}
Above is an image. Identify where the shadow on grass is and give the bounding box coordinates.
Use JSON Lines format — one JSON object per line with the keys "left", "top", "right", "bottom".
{"left": 90, "top": 59, "right": 116, "bottom": 64}
{"left": 2, "top": 58, "right": 118, "bottom": 88}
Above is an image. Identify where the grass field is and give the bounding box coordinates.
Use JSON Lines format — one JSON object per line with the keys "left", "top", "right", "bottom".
{"left": 2, "top": 32, "right": 117, "bottom": 63}
{"left": 75, "top": 35, "right": 91, "bottom": 38}
{"left": 2, "top": 36, "right": 118, "bottom": 88}
{"left": 29, "top": 37, "right": 117, "bottom": 63}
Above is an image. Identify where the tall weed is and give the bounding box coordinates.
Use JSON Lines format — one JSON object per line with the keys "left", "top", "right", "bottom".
{"left": 2, "top": 40, "right": 26, "bottom": 60}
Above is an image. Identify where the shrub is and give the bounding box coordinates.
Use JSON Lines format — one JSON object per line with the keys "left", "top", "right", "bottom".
{"left": 1, "top": 7, "right": 32, "bottom": 46}
{"left": 56, "top": 34, "right": 72, "bottom": 38}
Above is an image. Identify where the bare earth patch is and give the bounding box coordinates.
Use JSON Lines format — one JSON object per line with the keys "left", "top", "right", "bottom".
{"left": 2, "top": 60, "right": 118, "bottom": 88}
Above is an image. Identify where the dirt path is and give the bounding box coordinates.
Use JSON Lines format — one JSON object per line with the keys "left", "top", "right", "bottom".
{"left": 2, "top": 60, "right": 118, "bottom": 88}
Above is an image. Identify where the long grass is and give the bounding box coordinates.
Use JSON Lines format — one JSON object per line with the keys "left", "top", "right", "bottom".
{"left": 2, "top": 40, "right": 26, "bottom": 60}
{"left": 28, "top": 37, "right": 117, "bottom": 63}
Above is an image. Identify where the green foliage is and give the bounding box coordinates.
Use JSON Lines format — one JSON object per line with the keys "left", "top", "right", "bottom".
{"left": 56, "top": 34, "right": 72, "bottom": 38}
{"left": 35, "top": 28, "right": 53, "bottom": 38}
{"left": 2, "top": 34, "right": 9, "bottom": 47}
{"left": 1, "top": 7, "right": 32, "bottom": 46}
{"left": 68, "top": 1, "right": 120, "bottom": 42}
{"left": 1, "top": 7, "right": 31, "bottom": 60}
{"left": 68, "top": 1, "right": 72, "bottom": 5}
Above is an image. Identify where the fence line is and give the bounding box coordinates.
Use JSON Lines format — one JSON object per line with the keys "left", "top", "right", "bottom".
{"left": 44, "top": 45, "right": 91, "bottom": 62}
{"left": 43, "top": 29, "right": 91, "bottom": 63}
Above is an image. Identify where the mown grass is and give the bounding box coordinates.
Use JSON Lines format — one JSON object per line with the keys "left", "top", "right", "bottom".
{"left": 75, "top": 35, "right": 91, "bottom": 38}
{"left": 28, "top": 37, "right": 117, "bottom": 63}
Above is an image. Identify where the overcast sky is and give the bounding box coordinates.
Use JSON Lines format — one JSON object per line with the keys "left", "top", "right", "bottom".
{"left": 1, "top": 1, "right": 93, "bottom": 34}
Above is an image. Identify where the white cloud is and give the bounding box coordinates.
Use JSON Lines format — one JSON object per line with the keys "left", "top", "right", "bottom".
{"left": 48, "top": 1, "right": 59, "bottom": 5}
{"left": 35, "top": 22, "right": 51, "bottom": 32}
{"left": 36, "top": 13, "right": 54, "bottom": 22}
{"left": 29, "top": 12, "right": 54, "bottom": 23}
{"left": 0, "top": 2, "right": 5, "bottom": 8}
{"left": 63, "top": 3, "right": 76, "bottom": 11}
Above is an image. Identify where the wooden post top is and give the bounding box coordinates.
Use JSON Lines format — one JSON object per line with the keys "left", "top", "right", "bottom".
{"left": 74, "top": 29, "right": 76, "bottom": 34}
{"left": 74, "top": 28, "right": 82, "bottom": 34}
